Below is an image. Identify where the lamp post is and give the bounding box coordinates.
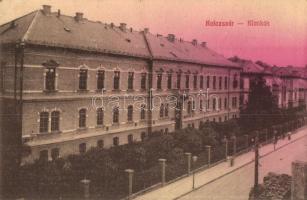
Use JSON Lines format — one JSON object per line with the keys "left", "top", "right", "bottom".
{"left": 222, "top": 136, "right": 228, "bottom": 160}
{"left": 158, "top": 158, "right": 166, "bottom": 186}
{"left": 192, "top": 155, "right": 198, "bottom": 190}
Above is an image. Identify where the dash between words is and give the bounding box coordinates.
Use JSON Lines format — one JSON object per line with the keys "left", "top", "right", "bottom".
{"left": 205, "top": 20, "right": 270, "bottom": 27}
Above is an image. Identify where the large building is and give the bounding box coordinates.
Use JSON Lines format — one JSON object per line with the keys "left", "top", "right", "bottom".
{"left": 0, "top": 5, "right": 242, "bottom": 162}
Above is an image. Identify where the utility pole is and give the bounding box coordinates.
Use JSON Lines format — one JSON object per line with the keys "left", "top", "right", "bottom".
{"left": 254, "top": 131, "right": 259, "bottom": 197}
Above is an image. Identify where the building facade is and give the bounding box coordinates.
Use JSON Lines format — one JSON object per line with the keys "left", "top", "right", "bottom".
{"left": 0, "top": 5, "right": 243, "bottom": 162}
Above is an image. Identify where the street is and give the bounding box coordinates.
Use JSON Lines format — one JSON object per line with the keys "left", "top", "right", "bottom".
{"left": 133, "top": 127, "right": 307, "bottom": 200}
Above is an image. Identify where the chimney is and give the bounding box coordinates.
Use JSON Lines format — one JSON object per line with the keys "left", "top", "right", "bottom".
{"left": 75, "top": 12, "right": 84, "bottom": 22}
{"left": 57, "top": 9, "right": 61, "bottom": 17}
{"left": 192, "top": 39, "right": 198, "bottom": 46}
{"left": 167, "top": 34, "right": 175, "bottom": 42}
{"left": 42, "top": 5, "right": 51, "bottom": 15}
{"left": 144, "top": 28, "right": 149, "bottom": 33}
{"left": 201, "top": 42, "right": 207, "bottom": 47}
{"left": 119, "top": 23, "right": 127, "bottom": 31}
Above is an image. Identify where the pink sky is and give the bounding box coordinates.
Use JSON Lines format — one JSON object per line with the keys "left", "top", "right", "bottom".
{"left": 0, "top": 0, "right": 306, "bottom": 66}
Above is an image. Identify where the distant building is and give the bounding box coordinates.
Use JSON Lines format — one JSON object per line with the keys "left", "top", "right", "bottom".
{"left": 0, "top": 5, "right": 243, "bottom": 162}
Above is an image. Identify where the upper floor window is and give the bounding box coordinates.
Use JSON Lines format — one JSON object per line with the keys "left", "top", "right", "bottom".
{"left": 97, "top": 108, "right": 104, "bottom": 126}
{"left": 213, "top": 98, "right": 217, "bottom": 110}
{"left": 51, "top": 111, "right": 60, "bottom": 132}
{"left": 224, "top": 98, "right": 228, "bottom": 109}
{"left": 219, "top": 77, "right": 222, "bottom": 90}
{"left": 177, "top": 73, "right": 181, "bottom": 89}
{"left": 45, "top": 68, "right": 56, "bottom": 91}
{"left": 207, "top": 76, "right": 210, "bottom": 89}
{"left": 79, "top": 109, "right": 86, "bottom": 128}
{"left": 97, "top": 70, "right": 105, "bottom": 90}
{"left": 39, "top": 112, "right": 49, "bottom": 133}
{"left": 200, "top": 100, "right": 203, "bottom": 111}
{"left": 232, "top": 97, "right": 238, "bottom": 108}
{"left": 219, "top": 98, "right": 222, "bottom": 110}
{"left": 193, "top": 75, "right": 197, "bottom": 89}
{"left": 157, "top": 72, "right": 162, "bottom": 90}
{"left": 140, "top": 104, "right": 146, "bottom": 120}
{"left": 185, "top": 74, "right": 190, "bottom": 89}
{"left": 165, "top": 104, "right": 169, "bottom": 117}
{"left": 128, "top": 72, "right": 134, "bottom": 90}
{"left": 213, "top": 76, "right": 216, "bottom": 90}
{"left": 207, "top": 98, "right": 210, "bottom": 110}
{"left": 167, "top": 73, "right": 172, "bottom": 89}
{"left": 79, "top": 69, "right": 88, "bottom": 90}
{"left": 200, "top": 76, "right": 204, "bottom": 89}
{"left": 141, "top": 73, "right": 147, "bottom": 90}
{"left": 127, "top": 105, "right": 133, "bottom": 122}
{"left": 224, "top": 77, "right": 228, "bottom": 89}
{"left": 233, "top": 74, "right": 238, "bottom": 89}
{"left": 240, "top": 77, "right": 244, "bottom": 89}
{"left": 114, "top": 71, "right": 120, "bottom": 90}
{"left": 113, "top": 106, "right": 119, "bottom": 123}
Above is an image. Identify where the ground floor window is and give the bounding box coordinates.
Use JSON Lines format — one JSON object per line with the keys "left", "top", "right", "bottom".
{"left": 39, "top": 150, "right": 48, "bottom": 162}
{"left": 97, "top": 140, "right": 104, "bottom": 148}
{"left": 128, "top": 134, "right": 133, "bottom": 144}
{"left": 51, "top": 148, "right": 60, "bottom": 160}
{"left": 113, "top": 137, "right": 119, "bottom": 146}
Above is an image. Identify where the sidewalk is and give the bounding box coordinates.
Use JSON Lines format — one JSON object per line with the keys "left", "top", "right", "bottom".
{"left": 133, "top": 127, "right": 307, "bottom": 200}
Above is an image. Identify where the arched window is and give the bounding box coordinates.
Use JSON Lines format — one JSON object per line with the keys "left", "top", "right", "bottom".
{"left": 113, "top": 137, "right": 119, "bottom": 146}
{"left": 128, "top": 72, "right": 134, "bottom": 90}
{"left": 157, "top": 72, "right": 162, "bottom": 89}
{"left": 97, "top": 70, "right": 105, "bottom": 90}
{"left": 160, "top": 103, "right": 164, "bottom": 118}
{"left": 113, "top": 107, "right": 119, "bottom": 123}
{"left": 219, "top": 77, "right": 222, "bottom": 90}
{"left": 213, "top": 98, "right": 217, "bottom": 110}
{"left": 97, "top": 108, "right": 104, "bottom": 125}
{"left": 141, "top": 73, "right": 147, "bottom": 90}
{"left": 207, "top": 76, "right": 210, "bottom": 89}
{"left": 164, "top": 104, "right": 169, "bottom": 117}
{"left": 224, "top": 98, "right": 228, "bottom": 109}
{"left": 140, "top": 104, "right": 146, "bottom": 120}
{"left": 45, "top": 67, "right": 56, "bottom": 91}
{"left": 127, "top": 105, "right": 133, "bottom": 122}
{"left": 219, "top": 98, "right": 222, "bottom": 110}
{"left": 177, "top": 72, "right": 181, "bottom": 89}
{"left": 187, "top": 101, "right": 192, "bottom": 114}
{"left": 193, "top": 75, "right": 197, "bottom": 89}
{"left": 167, "top": 73, "right": 172, "bottom": 89}
{"left": 200, "top": 75, "right": 204, "bottom": 89}
{"left": 114, "top": 71, "right": 120, "bottom": 90}
{"left": 39, "top": 112, "right": 49, "bottom": 133}
{"left": 51, "top": 111, "right": 60, "bottom": 132}
{"left": 79, "top": 109, "right": 86, "bottom": 128}
{"left": 224, "top": 76, "right": 228, "bottom": 89}
{"left": 79, "top": 69, "right": 88, "bottom": 90}
{"left": 185, "top": 74, "right": 190, "bottom": 88}
{"left": 213, "top": 76, "right": 216, "bottom": 89}
{"left": 233, "top": 74, "right": 238, "bottom": 89}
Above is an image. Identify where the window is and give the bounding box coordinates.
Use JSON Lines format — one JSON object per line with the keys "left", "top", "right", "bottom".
{"left": 141, "top": 73, "right": 146, "bottom": 90}
{"left": 113, "top": 137, "right": 119, "bottom": 146}
{"left": 39, "top": 150, "right": 48, "bottom": 162}
{"left": 165, "top": 128, "right": 169, "bottom": 134}
{"left": 128, "top": 72, "right": 134, "bottom": 90}
{"left": 140, "top": 104, "right": 146, "bottom": 120}
{"left": 128, "top": 134, "right": 133, "bottom": 144}
{"left": 79, "top": 109, "right": 86, "bottom": 128}
{"left": 45, "top": 68, "right": 56, "bottom": 91}
{"left": 97, "top": 70, "right": 105, "bottom": 90}
{"left": 39, "top": 112, "right": 49, "bottom": 133}
{"left": 164, "top": 104, "right": 169, "bottom": 117}
{"left": 185, "top": 74, "right": 190, "bottom": 88}
{"left": 51, "top": 111, "right": 60, "bottom": 132}
{"left": 157, "top": 72, "right": 162, "bottom": 90}
{"left": 192, "top": 100, "right": 196, "bottom": 111}
{"left": 114, "top": 71, "right": 120, "bottom": 90}
{"left": 240, "top": 77, "right": 244, "bottom": 89}
{"left": 193, "top": 75, "right": 197, "bottom": 89}
{"left": 207, "top": 99, "right": 210, "bottom": 110}
{"left": 213, "top": 76, "right": 216, "bottom": 90}
{"left": 233, "top": 74, "right": 238, "bottom": 89}
{"left": 113, "top": 107, "right": 119, "bottom": 123}
{"left": 127, "top": 105, "right": 133, "bottom": 122}
{"left": 97, "top": 140, "right": 104, "bottom": 148}
{"left": 224, "top": 77, "right": 228, "bottom": 89}
{"left": 79, "top": 69, "right": 88, "bottom": 90}
{"left": 224, "top": 98, "right": 228, "bottom": 109}
{"left": 97, "top": 108, "right": 104, "bottom": 125}
{"left": 213, "top": 98, "right": 216, "bottom": 110}
{"left": 79, "top": 143, "right": 86, "bottom": 154}
{"left": 160, "top": 104, "right": 164, "bottom": 118}
{"left": 167, "top": 73, "right": 172, "bottom": 89}
{"left": 177, "top": 73, "right": 181, "bottom": 89}
{"left": 232, "top": 97, "right": 238, "bottom": 108}
{"left": 200, "top": 100, "right": 203, "bottom": 111}
{"left": 51, "top": 148, "right": 59, "bottom": 160}
{"left": 219, "top": 77, "right": 222, "bottom": 90}
{"left": 200, "top": 76, "right": 204, "bottom": 89}
{"left": 141, "top": 132, "right": 146, "bottom": 141}
{"left": 219, "top": 98, "right": 222, "bottom": 110}
{"left": 207, "top": 76, "right": 210, "bottom": 89}
{"left": 187, "top": 101, "right": 192, "bottom": 114}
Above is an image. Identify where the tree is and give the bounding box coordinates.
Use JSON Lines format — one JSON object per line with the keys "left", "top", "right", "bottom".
{"left": 240, "top": 76, "right": 279, "bottom": 132}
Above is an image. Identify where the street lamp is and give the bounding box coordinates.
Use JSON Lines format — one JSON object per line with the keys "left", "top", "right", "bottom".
{"left": 192, "top": 155, "right": 198, "bottom": 190}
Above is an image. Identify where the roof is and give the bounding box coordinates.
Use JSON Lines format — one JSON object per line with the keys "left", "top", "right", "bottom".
{"left": 145, "top": 33, "right": 239, "bottom": 67}
{"left": 228, "top": 57, "right": 270, "bottom": 74}
{"left": 0, "top": 7, "right": 239, "bottom": 68}
{"left": 273, "top": 66, "right": 307, "bottom": 78}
